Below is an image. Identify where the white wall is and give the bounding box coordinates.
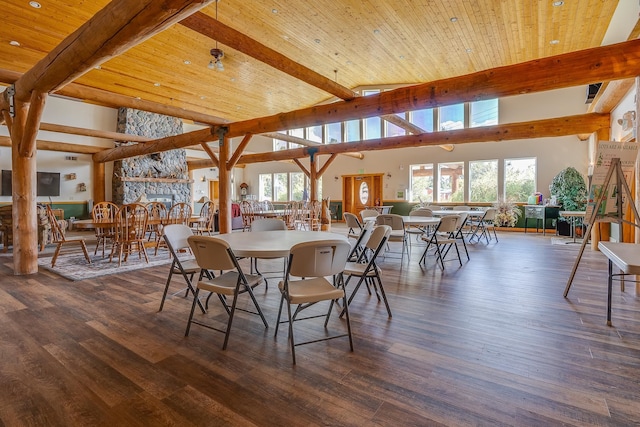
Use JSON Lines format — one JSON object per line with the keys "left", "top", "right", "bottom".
{"left": 243, "top": 86, "right": 592, "bottom": 203}
{"left": 0, "top": 95, "right": 116, "bottom": 203}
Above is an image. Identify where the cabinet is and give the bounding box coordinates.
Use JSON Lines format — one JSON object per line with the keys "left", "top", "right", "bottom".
{"left": 524, "top": 205, "right": 560, "bottom": 235}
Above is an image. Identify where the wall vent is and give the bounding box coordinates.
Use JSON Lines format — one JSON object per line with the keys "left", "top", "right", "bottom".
{"left": 65, "top": 156, "right": 78, "bottom": 161}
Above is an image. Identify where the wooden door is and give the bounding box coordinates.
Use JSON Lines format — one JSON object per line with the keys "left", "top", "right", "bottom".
{"left": 342, "top": 174, "right": 383, "bottom": 218}
{"left": 209, "top": 180, "right": 220, "bottom": 204}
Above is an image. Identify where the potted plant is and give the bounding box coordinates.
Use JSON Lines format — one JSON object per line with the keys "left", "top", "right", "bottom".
{"left": 493, "top": 199, "right": 522, "bottom": 227}
{"left": 550, "top": 167, "right": 587, "bottom": 235}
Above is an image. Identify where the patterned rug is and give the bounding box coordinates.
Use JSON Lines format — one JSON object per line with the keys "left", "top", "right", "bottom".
{"left": 35, "top": 248, "right": 182, "bottom": 281}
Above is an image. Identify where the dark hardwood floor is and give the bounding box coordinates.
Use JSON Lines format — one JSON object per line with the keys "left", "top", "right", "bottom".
{"left": 1, "top": 228, "right": 639, "bottom": 426}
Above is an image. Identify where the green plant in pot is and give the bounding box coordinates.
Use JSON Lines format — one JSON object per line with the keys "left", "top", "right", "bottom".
{"left": 549, "top": 167, "right": 587, "bottom": 211}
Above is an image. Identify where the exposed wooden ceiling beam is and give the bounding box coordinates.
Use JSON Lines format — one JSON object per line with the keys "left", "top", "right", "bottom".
{"left": 93, "top": 127, "right": 216, "bottom": 163}
{"left": 380, "top": 114, "right": 454, "bottom": 152}
{"left": 180, "top": 13, "right": 357, "bottom": 101}
{"left": 261, "top": 132, "right": 364, "bottom": 159}
{"left": 223, "top": 39, "right": 640, "bottom": 138}
{"left": 10, "top": 0, "right": 213, "bottom": 103}
{"left": 92, "top": 39, "right": 635, "bottom": 164}
{"left": 0, "top": 70, "right": 226, "bottom": 127}
{"left": 0, "top": 136, "right": 103, "bottom": 154}
{"left": 233, "top": 113, "right": 610, "bottom": 165}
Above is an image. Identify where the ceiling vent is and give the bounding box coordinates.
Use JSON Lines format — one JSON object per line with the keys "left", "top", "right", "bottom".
{"left": 586, "top": 83, "right": 602, "bottom": 104}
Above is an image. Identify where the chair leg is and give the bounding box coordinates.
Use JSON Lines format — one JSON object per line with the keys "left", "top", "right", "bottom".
{"left": 286, "top": 299, "right": 297, "bottom": 364}
{"left": 184, "top": 288, "right": 200, "bottom": 336}
{"left": 80, "top": 241, "right": 92, "bottom": 264}
{"left": 221, "top": 288, "right": 240, "bottom": 350}
{"left": 274, "top": 293, "right": 286, "bottom": 336}
{"left": 375, "top": 274, "right": 392, "bottom": 317}
{"left": 51, "top": 243, "right": 63, "bottom": 267}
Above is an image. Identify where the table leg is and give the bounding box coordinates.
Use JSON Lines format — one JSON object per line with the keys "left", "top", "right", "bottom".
{"left": 607, "top": 260, "right": 613, "bottom": 326}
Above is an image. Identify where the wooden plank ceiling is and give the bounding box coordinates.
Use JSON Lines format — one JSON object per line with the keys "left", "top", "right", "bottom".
{"left": 0, "top": 0, "right": 619, "bottom": 125}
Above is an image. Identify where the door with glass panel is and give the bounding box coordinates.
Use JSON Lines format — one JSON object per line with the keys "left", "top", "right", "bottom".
{"left": 342, "top": 174, "right": 383, "bottom": 218}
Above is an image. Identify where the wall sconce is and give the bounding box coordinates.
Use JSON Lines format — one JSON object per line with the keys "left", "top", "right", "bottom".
{"left": 334, "top": 176, "right": 339, "bottom": 181}
{"left": 386, "top": 172, "right": 392, "bottom": 178}
{"left": 65, "top": 173, "right": 76, "bottom": 180}
{"left": 200, "top": 176, "right": 206, "bottom": 182}
{"left": 617, "top": 110, "right": 636, "bottom": 132}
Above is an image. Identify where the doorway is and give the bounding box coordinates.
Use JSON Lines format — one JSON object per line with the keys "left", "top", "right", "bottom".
{"left": 209, "top": 180, "right": 219, "bottom": 205}
{"left": 342, "top": 174, "right": 383, "bottom": 218}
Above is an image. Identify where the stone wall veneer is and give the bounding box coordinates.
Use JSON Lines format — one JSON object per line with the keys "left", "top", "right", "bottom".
{"left": 112, "top": 108, "right": 191, "bottom": 205}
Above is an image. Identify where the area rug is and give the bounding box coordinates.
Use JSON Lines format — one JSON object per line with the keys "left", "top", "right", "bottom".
{"left": 35, "top": 249, "right": 184, "bottom": 281}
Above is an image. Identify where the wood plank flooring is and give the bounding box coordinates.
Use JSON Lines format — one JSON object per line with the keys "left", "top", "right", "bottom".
{"left": 1, "top": 228, "right": 639, "bottom": 426}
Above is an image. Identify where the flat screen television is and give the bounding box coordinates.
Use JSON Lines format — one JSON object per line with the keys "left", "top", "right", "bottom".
{"left": 1, "top": 170, "right": 61, "bottom": 197}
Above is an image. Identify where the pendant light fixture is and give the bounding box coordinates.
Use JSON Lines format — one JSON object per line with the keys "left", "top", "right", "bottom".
{"left": 208, "top": 0, "right": 224, "bottom": 71}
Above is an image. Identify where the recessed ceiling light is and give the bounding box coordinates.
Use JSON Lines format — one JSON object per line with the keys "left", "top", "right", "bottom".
{"left": 94, "top": 65, "right": 101, "bottom": 70}
{"left": 552, "top": 1, "right": 564, "bottom": 6}
{"left": 373, "top": 29, "right": 381, "bottom": 35}
{"left": 272, "top": 8, "right": 278, "bottom": 14}
{"left": 283, "top": 35, "right": 289, "bottom": 40}
{"left": 183, "top": 60, "right": 191, "bottom": 65}
{"left": 450, "top": 17, "right": 458, "bottom": 22}
{"left": 399, "top": 55, "right": 405, "bottom": 59}
{"left": 154, "top": 82, "right": 161, "bottom": 87}
{"left": 314, "top": 39, "right": 321, "bottom": 44}
{"left": 466, "top": 48, "right": 473, "bottom": 53}
{"left": 550, "top": 39, "right": 560, "bottom": 45}
{"left": 9, "top": 40, "right": 20, "bottom": 46}
{"left": 29, "top": 1, "right": 41, "bottom": 8}
{"left": 230, "top": 78, "right": 236, "bottom": 82}
{"left": 200, "top": 95, "right": 207, "bottom": 100}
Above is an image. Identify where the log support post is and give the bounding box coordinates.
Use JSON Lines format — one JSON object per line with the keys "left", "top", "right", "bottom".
{"left": 218, "top": 127, "right": 231, "bottom": 233}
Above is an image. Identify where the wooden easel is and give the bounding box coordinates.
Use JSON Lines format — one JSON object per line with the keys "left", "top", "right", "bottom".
{"left": 564, "top": 158, "right": 640, "bottom": 297}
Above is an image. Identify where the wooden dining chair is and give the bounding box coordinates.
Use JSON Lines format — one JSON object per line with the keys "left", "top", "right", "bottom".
{"left": 46, "top": 205, "right": 92, "bottom": 267}
{"left": 274, "top": 239, "right": 352, "bottom": 364}
{"left": 91, "top": 201, "right": 118, "bottom": 257}
{"left": 110, "top": 203, "right": 149, "bottom": 267}
{"left": 191, "top": 201, "right": 216, "bottom": 235}
{"left": 145, "top": 201, "right": 167, "bottom": 243}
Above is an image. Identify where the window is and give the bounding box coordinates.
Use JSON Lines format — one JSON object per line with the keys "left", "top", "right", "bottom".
{"left": 290, "top": 172, "right": 305, "bottom": 200}
{"left": 259, "top": 174, "right": 273, "bottom": 200}
{"left": 410, "top": 164, "right": 434, "bottom": 203}
{"left": 469, "top": 160, "right": 498, "bottom": 202}
{"left": 438, "top": 162, "right": 464, "bottom": 202}
{"left": 289, "top": 128, "right": 303, "bottom": 149}
{"left": 470, "top": 99, "right": 498, "bottom": 127}
{"left": 273, "top": 131, "right": 288, "bottom": 151}
{"left": 363, "top": 89, "right": 381, "bottom": 140}
{"left": 326, "top": 122, "right": 342, "bottom": 144}
{"left": 504, "top": 157, "right": 536, "bottom": 202}
{"left": 306, "top": 125, "right": 322, "bottom": 143}
{"left": 274, "top": 173, "right": 289, "bottom": 202}
{"left": 409, "top": 108, "right": 434, "bottom": 132}
{"left": 385, "top": 113, "right": 406, "bottom": 137}
{"left": 345, "top": 120, "right": 360, "bottom": 142}
{"left": 439, "top": 104, "right": 464, "bottom": 131}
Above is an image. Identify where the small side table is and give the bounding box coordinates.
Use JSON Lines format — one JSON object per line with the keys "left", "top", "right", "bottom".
{"left": 559, "top": 211, "right": 586, "bottom": 244}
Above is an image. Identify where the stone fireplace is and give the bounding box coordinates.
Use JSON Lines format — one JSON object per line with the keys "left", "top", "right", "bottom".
{"left": 112, "top": 108, "right": 192, "bottom": 205}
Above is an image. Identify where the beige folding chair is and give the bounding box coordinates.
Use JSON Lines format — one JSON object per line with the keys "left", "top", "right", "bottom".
{"left": 418, "top": 215, "right": 462, "bottom": 269}
{"left": 186, "top": 235, "right": 268, "bottom": 350}
{"left": 406, "top": 208, "right": 434, "bottom": 248}
{"left": 376, "top": 213, "right": 409, "bottom": 261}
{"left": 469, "top": 208, "right": 498, "bottom": 243}
{"left": 160, "top": 224, "right": 208, "bottom": 313}
{"left": 275, "top": 239, "right": 352, "bottom": 364}
{"left": 249, "top": 218, "right": 288, "bottom": 286}
{"left": 341, "top": 225, "right": 393, "bottom": 318}
{"left": 46, "top": 205, "right": 92, "bottom": 267}
{"left": 360, "top": 209, "right": 379, "bottom": 223}
{"left": 343, "top": 212, "right": 363, "bottom": 239}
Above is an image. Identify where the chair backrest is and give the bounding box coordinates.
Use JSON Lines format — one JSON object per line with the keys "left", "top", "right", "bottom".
{"left": 409, "top": 209, "right": 433, "bottom": 217}
{"left": 168, "top": 203, "right": 192, "bottom": 225}
{"left": 360, "top": 209, "right": 379, "bottom": 220}
{"left": 46, "top": 205, "right": 66, "bottom": 243}
{"left": 116, "top": 203, "right": 148, "bottom": 241}
{"left": 437, "top": 215, "right": 460, "bottom": 234}
{"left": 288, "top": 239, "right": 350, "bottom": 278}
{"left": 163, "top": 224, "right": 194, "bottom": 254}
{"left": 251, "top": 218, "right": 287, "bottom": 231}
{"left": 483, "top": 208, "right": 497, "bottom": 221}
{"left": 455, "top": 212, "right": 468, "bottom": 230}
{"left": 376, "top": 214, "right": 404, "bottom": 231}
{"left": 146, "top": 202, "right": 167, "bottom": 220}
{"left": 343, "top": 212, "right": 362, "bottom": 230}
{"left": 349, "top": 219, "right": 375, "bottom": 258}
{"left": 365, "top": 225, "right": 392, "bottom": 252}
{"left": 188, "top": 235, "right": 238, "bottom": 271}
{"left": 92, "top": 201, "right": 118, "bottom": 222}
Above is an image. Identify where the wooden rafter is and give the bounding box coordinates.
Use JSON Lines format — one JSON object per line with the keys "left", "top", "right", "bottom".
{"left": 199, "top": 142, "right": 219, "bottom": 168}
{"left": 0, "top": 136, "right": 103, "bottom": 154}
{"left": 380, "top": 114, "right": 454, "bottom": 152}
{"left": 234, "top": 113, "right": 610, "bottom": 165}
{"left": 180, "top": 13, "right": 357, "bottom": 101}
{"left": 227, "top": 133, "right": 252, "bottom": 170}
{"left": 262, "top": 132, "right": 364, "bottom": 159}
